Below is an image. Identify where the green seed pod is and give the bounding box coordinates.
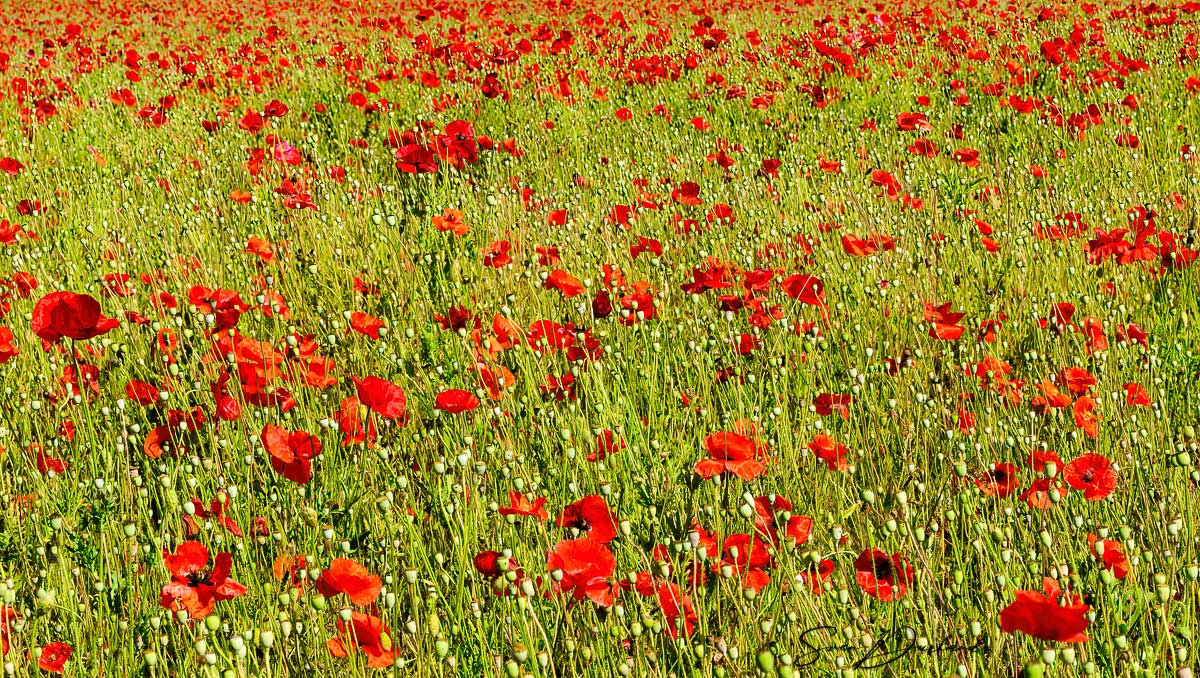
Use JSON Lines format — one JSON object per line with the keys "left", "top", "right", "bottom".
{"left": 755, "top": 648, "right": 776, "bottom": 674}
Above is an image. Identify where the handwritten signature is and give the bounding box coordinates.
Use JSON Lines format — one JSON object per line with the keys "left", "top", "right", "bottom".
{"left": 791, "top": 624, "right": 989, "bottom": 670}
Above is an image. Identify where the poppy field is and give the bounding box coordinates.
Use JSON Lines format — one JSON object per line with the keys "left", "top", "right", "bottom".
{"left": 2, "top": 0, "right": 1200, "bottom": 675}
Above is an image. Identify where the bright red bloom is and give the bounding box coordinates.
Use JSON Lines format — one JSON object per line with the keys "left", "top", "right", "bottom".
{"left": 38, "top": 642, "right": 72, "bottom": 673}
{"left": 808, "top": 434, "right": 850, "bottom": 472}
{"left": 0, "top": 327, "right": 16, "bottom": 364}
{"left": 353, "top": 376, "right": 408, "bottom": 422}
{"left": 781, "top": 274, "right": 826, "bottom": 307}
{"left": 0, "top": 607, "right": 18, "bottom": 655}
{"left": 31, "top": 291, "right": 119, "bottom": 346}
{"left": 349, "top": 312, "right": 386, "bottom": 339}
{"left": 853, "top": 549, "right": 913, "bottom": 601}
{"left": 813, "top": 393, "right": 853, "bottom": 419}
{"left": 1087, "top": 534, "right": 1130, "bottom": 580}
{"left": 327, "top": 611, "right": 396, "bottom": 668}
{"left": 558, "top": 495, "right": 618, "bottom": 543}
{"left": 924, "top": 302, "right": 966, "bottom": 341}
{"left": 547, "top": 537, "right": 618, "bottom": 607}
{"left": 1064, "top": 453, "right": 1117, "bottom": 500}
{"left": 498, "top": 491, "right": 550, "bottom": 522}
{"left": 159, "top": 541, "right": 246, "bottom": 620}
{"left": 1000, "top": 583, "right": 1090, "bottom": 642}
{"left": 1123, "top": 383, "right": 1152, "bottom": 407}
{"left": 316, "top": 558, "right": 382, "bottom": 606}
{"left": 183, "top": 492, "right": 243, "bottom": 538}
{"left": 714, "top": 533, "right": 773, "bottom": 592}
{"left": 261, "top": 423, "right": 322, "bottom": 484}
{"left": 0, "top": 158, "right": 24, "bottom": 175}
{"left": 544, "top": 269, "right": 585, "bottom": 298}
{"left": 588, "top": 429, "right": 626, "bottom": 462}
{"left": 695, "top": 431, "right": 768, "bottom": 480}
{"left": 798, "top": 559, "right": 836, "bottom": 594}
{"left": 657, "top": 583, "right": 698, "bottom": 638}
{"left": 435, "top": 389, "right": 480, "bottom": 414}
{"left": 976, "top": 462, "right": 1019, "bottom": 498}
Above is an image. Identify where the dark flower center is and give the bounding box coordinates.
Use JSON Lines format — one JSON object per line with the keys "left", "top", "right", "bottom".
{"left": 871, "top": 557, "right": 893, "bottom": 579}
{"left": 187, "top": 570, "right": 214, "bottom": 587}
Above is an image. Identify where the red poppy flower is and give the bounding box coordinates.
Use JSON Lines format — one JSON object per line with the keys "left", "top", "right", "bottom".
{"left": 544, "top": 269, "right": 585, "bottom": 298}
{"left": 853, "top": 549, "right": 913, "bottom": 601}
{"left": 316, "top": 558, "right": 382, "bottom": 606}
{"left": 1064, "top": 453, "right": 1117, "bottom": 500}
{"left": 1087, "top": 534, "right": 1130, "bottom": 580}
{"left": 124, "top": 379, "right": 161, "bottom": 406}
{"left": 353, "top": 376, "right": 407, "bottom": 422}
{"left": 750, "top": 495, "right": 810, "bottom": 545}
{"left": 1019, "top": 478, "right": 1061, "bottom": 509}
{"left": 349, "top": 312, "right": 386, "bottom": 339}
{"left": 657, "top": 583, "right": 698, "bottom": 639}
{"left": 0, "top": 606, "right": 19, "bottom": 656}
{"left": 588, "top": 429, "right": 626, "bottom": 462}
{"left": 808, "top": 434, "right": 850, "bottom": 472}
{"left": 481, "top": 239, "right": 513, "bottom": 267}
{"left": 976, "top": 462, "right": 1019, "bottom": 498}
{"left": 695, "top": 431, "right": 768, "bottom": 480}
{"left": 536, "top": 244, "right": 562, "bottom": 265}
{"left": 183, "top": 492, "right": 243, "bottom": 538}
{"left": 558, "top": 495, "right": 618, "bottom": 544}
{"left": 547, "top": 537, "right": 618, "bottom": 607}
{"left": 327, "top": 611, "right": 396, "bottom": 668}
{"left": 0, "top": 327, "right": 17, "bottom": 364}
{"left": 435, "top": 389, "right": 480, "bottom": 414}
{"left": 714, "top": 533, "right": 773, "bottom": 592}
{"left": 261, "top": 423, "right": 321, "bottom": 484}
{"left": 952, "top": 148, "right": 981, "bottom": 167}
{"left": 498, "top": 491, "right": 550, "bottom": 522}
{"left": 30, "top": 291, "right": 119, "bottom": 346}
{"left": 924, "top": 302, "right": 966, "bottom": 341}
{"left": 432, "top": 208, "right": 469, "bottom": 236}
{"left": 781, "top": 274, "right": 826, "bottom": 307}
{"left": 1060, "top": 367, "right": 1096, "bottom": 394}
{"left": 798, "top": 559, "right": 836, "bottom": 594}
{"left": 1000, "top": 585, "right": 1090, "bottom": 643}
{"left": 38, "top": 642, "right": 72, "bottom": 673}
{"left": 473, "top": 550, "right": 505, "bottom": 578}
{"left": 1123, "top": 383, "right": 1152, "bottom": 407}
{"left": 1027, "top": 449, "right": 1065, "bottom": 476}
{"left": 159, "top": 541, "right": 246, "bottom": 620}
{"left": 813, "top": 393, "right": 853, "bottom": 419}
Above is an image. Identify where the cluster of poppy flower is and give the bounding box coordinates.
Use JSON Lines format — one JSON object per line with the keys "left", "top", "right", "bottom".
{"left": 1, "top": 0, "right": 1198, "bottom": 673}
